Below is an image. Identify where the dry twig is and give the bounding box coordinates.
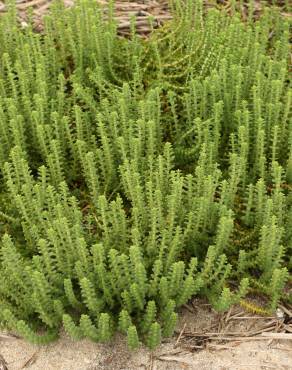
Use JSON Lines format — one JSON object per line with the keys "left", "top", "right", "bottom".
{"left": 20, "top": 351, "right": 38, "bottom": 369}
{"left": 0, "top": 332, "right": 20, "bottom": 340}
{"left": 0, "top": 355, "right": 8, "bottom": 370}
{"left": 156, "top": 355, "right": 194, "bottom": 366}
{"left": 261, "top": 333, "right": 292, "bottom": 340}
{"left": 278, "top": 304, "right": 292, "bottom": 318}
{"left": 174, "top": 323, "right": 186, "bottom": 348}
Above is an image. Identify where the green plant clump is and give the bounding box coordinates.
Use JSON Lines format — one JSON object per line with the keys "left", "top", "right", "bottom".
{"left": 0, "top": 0, "right": 291, "bottom": 348}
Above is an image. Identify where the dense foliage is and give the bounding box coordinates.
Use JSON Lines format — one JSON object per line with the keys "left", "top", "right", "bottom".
{"left": 0, "top": 0, "right": 291, "bottom": 348}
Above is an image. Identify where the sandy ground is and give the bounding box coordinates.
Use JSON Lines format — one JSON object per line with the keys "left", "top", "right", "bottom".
{"left": 1, "top": 302, "right": 292, "bottom": 370}
{"left": 1, "top": 334, "right": 292, "bottom": 370}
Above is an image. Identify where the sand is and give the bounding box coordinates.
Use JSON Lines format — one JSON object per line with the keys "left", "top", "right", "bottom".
{"left": 1, "top": 334, "right": 292, "bottom": 370}
{"left": 1, "top": 302, "right": 291, "bottom": 370}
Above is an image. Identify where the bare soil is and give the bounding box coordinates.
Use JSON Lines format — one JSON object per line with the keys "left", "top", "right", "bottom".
{"left": 1, "top": 301, "right": 292, "bottom": 370}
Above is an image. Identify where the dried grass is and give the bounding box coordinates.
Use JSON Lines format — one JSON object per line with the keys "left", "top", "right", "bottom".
{"left": 0, "top": 0, "right": 290, "bottom": 35}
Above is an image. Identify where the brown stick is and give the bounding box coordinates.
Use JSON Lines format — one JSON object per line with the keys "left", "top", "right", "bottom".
{"left": 17, "top": 0, "right": 48, "bottom": 10}
{"left": 261, "top": 333, "right": 292, "bottom": 340}
{"left": 229, "top": 316, "right": 276, "bottom": 320}
{"left": 278, "top": 304, "right": 292, "bottom": 318}
{"left": 174, "top": 323, "right": 186, "bottom": 348}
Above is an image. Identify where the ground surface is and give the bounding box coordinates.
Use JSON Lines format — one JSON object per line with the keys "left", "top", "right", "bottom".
{"left": 0, "top": 0, "right": 290, "bottom": 34}
{"left": 1, "top": 301, "right": 292, "bottom": 370}
{"left": 0, "top": 0, "right": 171, "bottom": 34}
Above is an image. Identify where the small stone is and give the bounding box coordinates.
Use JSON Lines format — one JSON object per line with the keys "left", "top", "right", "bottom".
{"left": 276, "top": 308, "right": 284, "bottom": 319}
